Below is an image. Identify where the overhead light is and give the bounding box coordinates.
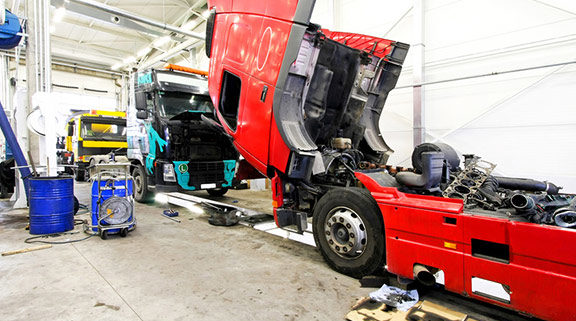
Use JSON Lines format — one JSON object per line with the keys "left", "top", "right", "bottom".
{"left": 137, "top": 47, "right": 151, "bottom": 57}
{"left": 53, "top": 7, "right": 66, "bottom": 22}
{"left": 153, "top": 36, "right": 171, "bottom": 47}
{"left": 122, "top": 56, "right": 136, "bottom": 65}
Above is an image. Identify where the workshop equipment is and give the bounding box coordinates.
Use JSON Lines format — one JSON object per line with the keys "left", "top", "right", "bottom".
{"left": 86, "top": 163, "right": 135, "bottom": 239}
{"left": 29, "top": 176, "right": 74, "bottom": 235}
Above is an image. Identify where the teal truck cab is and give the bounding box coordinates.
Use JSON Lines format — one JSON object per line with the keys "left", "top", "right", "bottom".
{"left": 127, "top": 66, "right": 238, "bottom": 202}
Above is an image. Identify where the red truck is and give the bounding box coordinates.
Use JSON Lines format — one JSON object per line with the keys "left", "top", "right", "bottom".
{"left": 204, "top": 1, "right": 576, "bottom": 320}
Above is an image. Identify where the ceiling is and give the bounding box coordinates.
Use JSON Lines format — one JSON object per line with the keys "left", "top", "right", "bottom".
{"left": 6, "top": 0, "right": 209, "bottom": 72}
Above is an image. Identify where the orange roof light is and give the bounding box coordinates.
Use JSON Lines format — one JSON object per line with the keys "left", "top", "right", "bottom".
{"left": 165, "top": 64, "right": 208, "bottom": 77}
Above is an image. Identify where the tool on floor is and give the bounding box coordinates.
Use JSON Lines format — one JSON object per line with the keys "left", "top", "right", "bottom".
{"left": 2, "top": 244, "right": 52, "bottom": 256}
{"left": 162, "top": 209, "right": 181, "bottom": 223}
{"left": 84, "top": 163, "right": 136, "bottom": 240}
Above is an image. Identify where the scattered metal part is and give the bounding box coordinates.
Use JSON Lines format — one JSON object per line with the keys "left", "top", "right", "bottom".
{"left": 162, "top": 213, "right": 181, "bottom": 223}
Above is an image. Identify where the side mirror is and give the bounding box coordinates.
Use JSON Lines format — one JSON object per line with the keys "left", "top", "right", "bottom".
{"left": 135, "top": 92, "right": 147, "bottom": 111}
{"left": 136, "top": 110, "right": 148, "bottom": 119}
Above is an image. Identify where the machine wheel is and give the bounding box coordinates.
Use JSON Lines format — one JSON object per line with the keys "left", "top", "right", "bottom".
{"left": 100, "top": 230, "right": 108, "bottom": 240}
{"left": 132, "top": 164, "right": 151, "bottom": 203}
{"left": 312, "top": 187, "right": 385, "bottom": 279}
{"left": 75, "top": 167, "right": 85, "bottom": 182}
{"left": 119, "top": 228, "right": 128, "bottom": 237}
{"left": 207, "top": 187, "right": 229, "bottom": 197}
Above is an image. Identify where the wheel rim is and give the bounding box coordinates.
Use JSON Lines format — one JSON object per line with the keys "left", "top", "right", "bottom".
{"left": 134, "top": 171, "right": 143, "bottom": 197}
{"left": 324, "top": 206, "right": 367, "bottom": 259}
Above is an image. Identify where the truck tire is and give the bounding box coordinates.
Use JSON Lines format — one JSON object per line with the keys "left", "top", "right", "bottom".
{"left": 133, "top": 164, "right": 151, "bottom": 203}
{"left": 312, "top": 187, "right": 385, "bottom": 278}
{"left": 207, "top": 187, "right": 228, "bottom": 197}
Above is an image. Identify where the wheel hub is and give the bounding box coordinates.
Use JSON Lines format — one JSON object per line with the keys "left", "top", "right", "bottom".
{"left": 324, "top": 207, "right": 367, "bottom": 258}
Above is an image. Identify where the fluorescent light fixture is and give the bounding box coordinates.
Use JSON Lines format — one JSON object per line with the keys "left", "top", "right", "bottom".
{"left": 53, "top": 7, "right": 66, "bottom": 22}
{"left": 153, "top": 36, "right": 170, "bottom": 47}
{"left": 137, "top": 46, "right": 151, "bottom": 57}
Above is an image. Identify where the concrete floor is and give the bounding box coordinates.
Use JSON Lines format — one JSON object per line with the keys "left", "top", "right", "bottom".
{"left": 0, "top": 182, "right": 532, "bottom": 321}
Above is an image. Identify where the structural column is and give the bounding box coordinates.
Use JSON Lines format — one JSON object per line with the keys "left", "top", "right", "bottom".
{"left": 412, "top": 0, "right": 426, "bottom": 147}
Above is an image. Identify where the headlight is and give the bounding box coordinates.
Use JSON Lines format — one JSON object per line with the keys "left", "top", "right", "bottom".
{"left": 163, "top": 163, "right": 176, "bottom": 182}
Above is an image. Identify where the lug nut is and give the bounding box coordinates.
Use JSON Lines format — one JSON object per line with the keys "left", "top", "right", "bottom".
{"left": 350, "top": 233, "right": 355, "bottom": 238}
{"left": 346, "top": 223, "right": 351, "bottom": 228}
{"left": 349, "top": 242, "right": 354, "bottom": 247}
{"left": 339, "top": 217, "right": 344, "bottom": 223}
{"left": 343, "top": 247, "right": 348, "bottom": 252}
{"left": 332, "top": 217, "right": 336, "bottom": 222}
{"left": 329, "top": 240, "right": 334, "bottom": 245}
{"left": 327, "top": 222, "right": 332, "bottom": 227}
{"left": 325, "top": 231, "right": 330, "bottom": 235}
{"left": 335, "top": 246, "right": 340, "bottom": 251}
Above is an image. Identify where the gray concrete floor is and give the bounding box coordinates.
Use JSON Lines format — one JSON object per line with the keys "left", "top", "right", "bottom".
{"left": 0, "top": 182, "right": 532, "bottom": 321}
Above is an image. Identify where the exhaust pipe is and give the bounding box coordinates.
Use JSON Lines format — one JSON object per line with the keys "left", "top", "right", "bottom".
{"left": 413, "top": 264, "right": 436, "bottom": 286}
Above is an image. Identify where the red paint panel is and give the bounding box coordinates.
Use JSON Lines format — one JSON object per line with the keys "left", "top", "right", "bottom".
{"left": 322, "top": 29, "right": 395, "bottom": 59}
{"left": 461, "top": 215, "right": 508, "bottom": 244}
{"left": 380, "top": 205, "right": 463, "bottom": 243}
{"left": 234, "top": 76, "right": 272, "bottom": 166}
{"left": 463, "top": 255, "right": 576, "bottom": 321}
{"left": 509, "top": 221, "right": 576, "bottom": 268}
{"left": 268, "top": 114, "right": 291, "bottom": 174}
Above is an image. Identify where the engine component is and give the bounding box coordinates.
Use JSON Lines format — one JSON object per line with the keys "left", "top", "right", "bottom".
{"left": 395, "top": 152, "right": 444, "bottom": 192}
{"left": 510, "top": 193, "right": 536, "bottom": 211}
{"left": 331, "top": 137, "right": 352, "bottom": 150}
{"left": 412, "top": 143, "right": 460, "bottom": 173}
{"left": 554, "top": 210, "right": 576, "bottom": 228}
{"left": 443, "top": 157, "right": 496, "bottom": 207}
{"left": 495, "top": 176, "right": 561, "bottom": 194}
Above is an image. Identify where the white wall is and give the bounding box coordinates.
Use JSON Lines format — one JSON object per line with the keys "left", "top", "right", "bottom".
{"left": 312, "top": 0, "right": 576, "bottom": 192}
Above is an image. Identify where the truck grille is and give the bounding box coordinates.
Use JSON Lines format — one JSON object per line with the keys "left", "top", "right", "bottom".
{"left": 188, "top": 161, "right": 225, "bottom": 186}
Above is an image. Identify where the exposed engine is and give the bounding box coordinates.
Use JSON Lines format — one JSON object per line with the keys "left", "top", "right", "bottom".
{"left": 309, "top": 140, "right": 575, "bottom": 228}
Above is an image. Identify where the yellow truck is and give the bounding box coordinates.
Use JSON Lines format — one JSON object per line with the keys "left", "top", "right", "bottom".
{"left": 63, "top": 110, "right": 127, "bottom": 181}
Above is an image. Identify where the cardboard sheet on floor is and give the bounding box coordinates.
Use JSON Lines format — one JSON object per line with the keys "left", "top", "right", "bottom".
{"left": 346, "top": 299, "right": 478, "bottom": 321}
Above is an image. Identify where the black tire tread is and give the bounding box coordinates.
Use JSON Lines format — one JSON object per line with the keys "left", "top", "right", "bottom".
{"left": 312, "top": 187, "right": 385, "bottom": 278}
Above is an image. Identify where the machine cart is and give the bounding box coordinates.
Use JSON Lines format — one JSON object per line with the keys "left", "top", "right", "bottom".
{"left": 84, "top": 163, "right": 135, "bottom": 239}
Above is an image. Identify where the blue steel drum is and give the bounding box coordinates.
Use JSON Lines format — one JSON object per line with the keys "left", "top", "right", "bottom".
{"left": 29, "top": 177, "right": 74, "bottom": 235}
{"left": 91, "top": 179, "right": 133, "bottom": 232}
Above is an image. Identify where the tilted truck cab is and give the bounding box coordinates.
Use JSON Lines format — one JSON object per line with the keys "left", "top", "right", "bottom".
{"left": 205, "top": 1, "right": 576, "bottom": 320}
{"left": 127, "top": 67, "right": 239, "bottom": 202}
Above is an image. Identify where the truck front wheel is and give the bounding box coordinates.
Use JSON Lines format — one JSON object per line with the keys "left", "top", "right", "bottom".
{"left": 207, "top": 188, "right": 228, "bottom": 197}
{"left": 312, "top": 187, "right": 385, "bottom": 278}
{"left": 133, "top": 164, "right": 151, "bottom": 203}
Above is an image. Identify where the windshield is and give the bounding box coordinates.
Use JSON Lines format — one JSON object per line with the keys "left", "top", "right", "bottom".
{"left": 81, "top": 121, "right": 126, "bottom": 141}
{"left": 158, "top": 91, "right": 214, "bottom": 119}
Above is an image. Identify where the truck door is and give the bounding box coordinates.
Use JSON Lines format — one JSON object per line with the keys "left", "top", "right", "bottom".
{"left": 207, "top": 0, "right": 315, "bottom": 174}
